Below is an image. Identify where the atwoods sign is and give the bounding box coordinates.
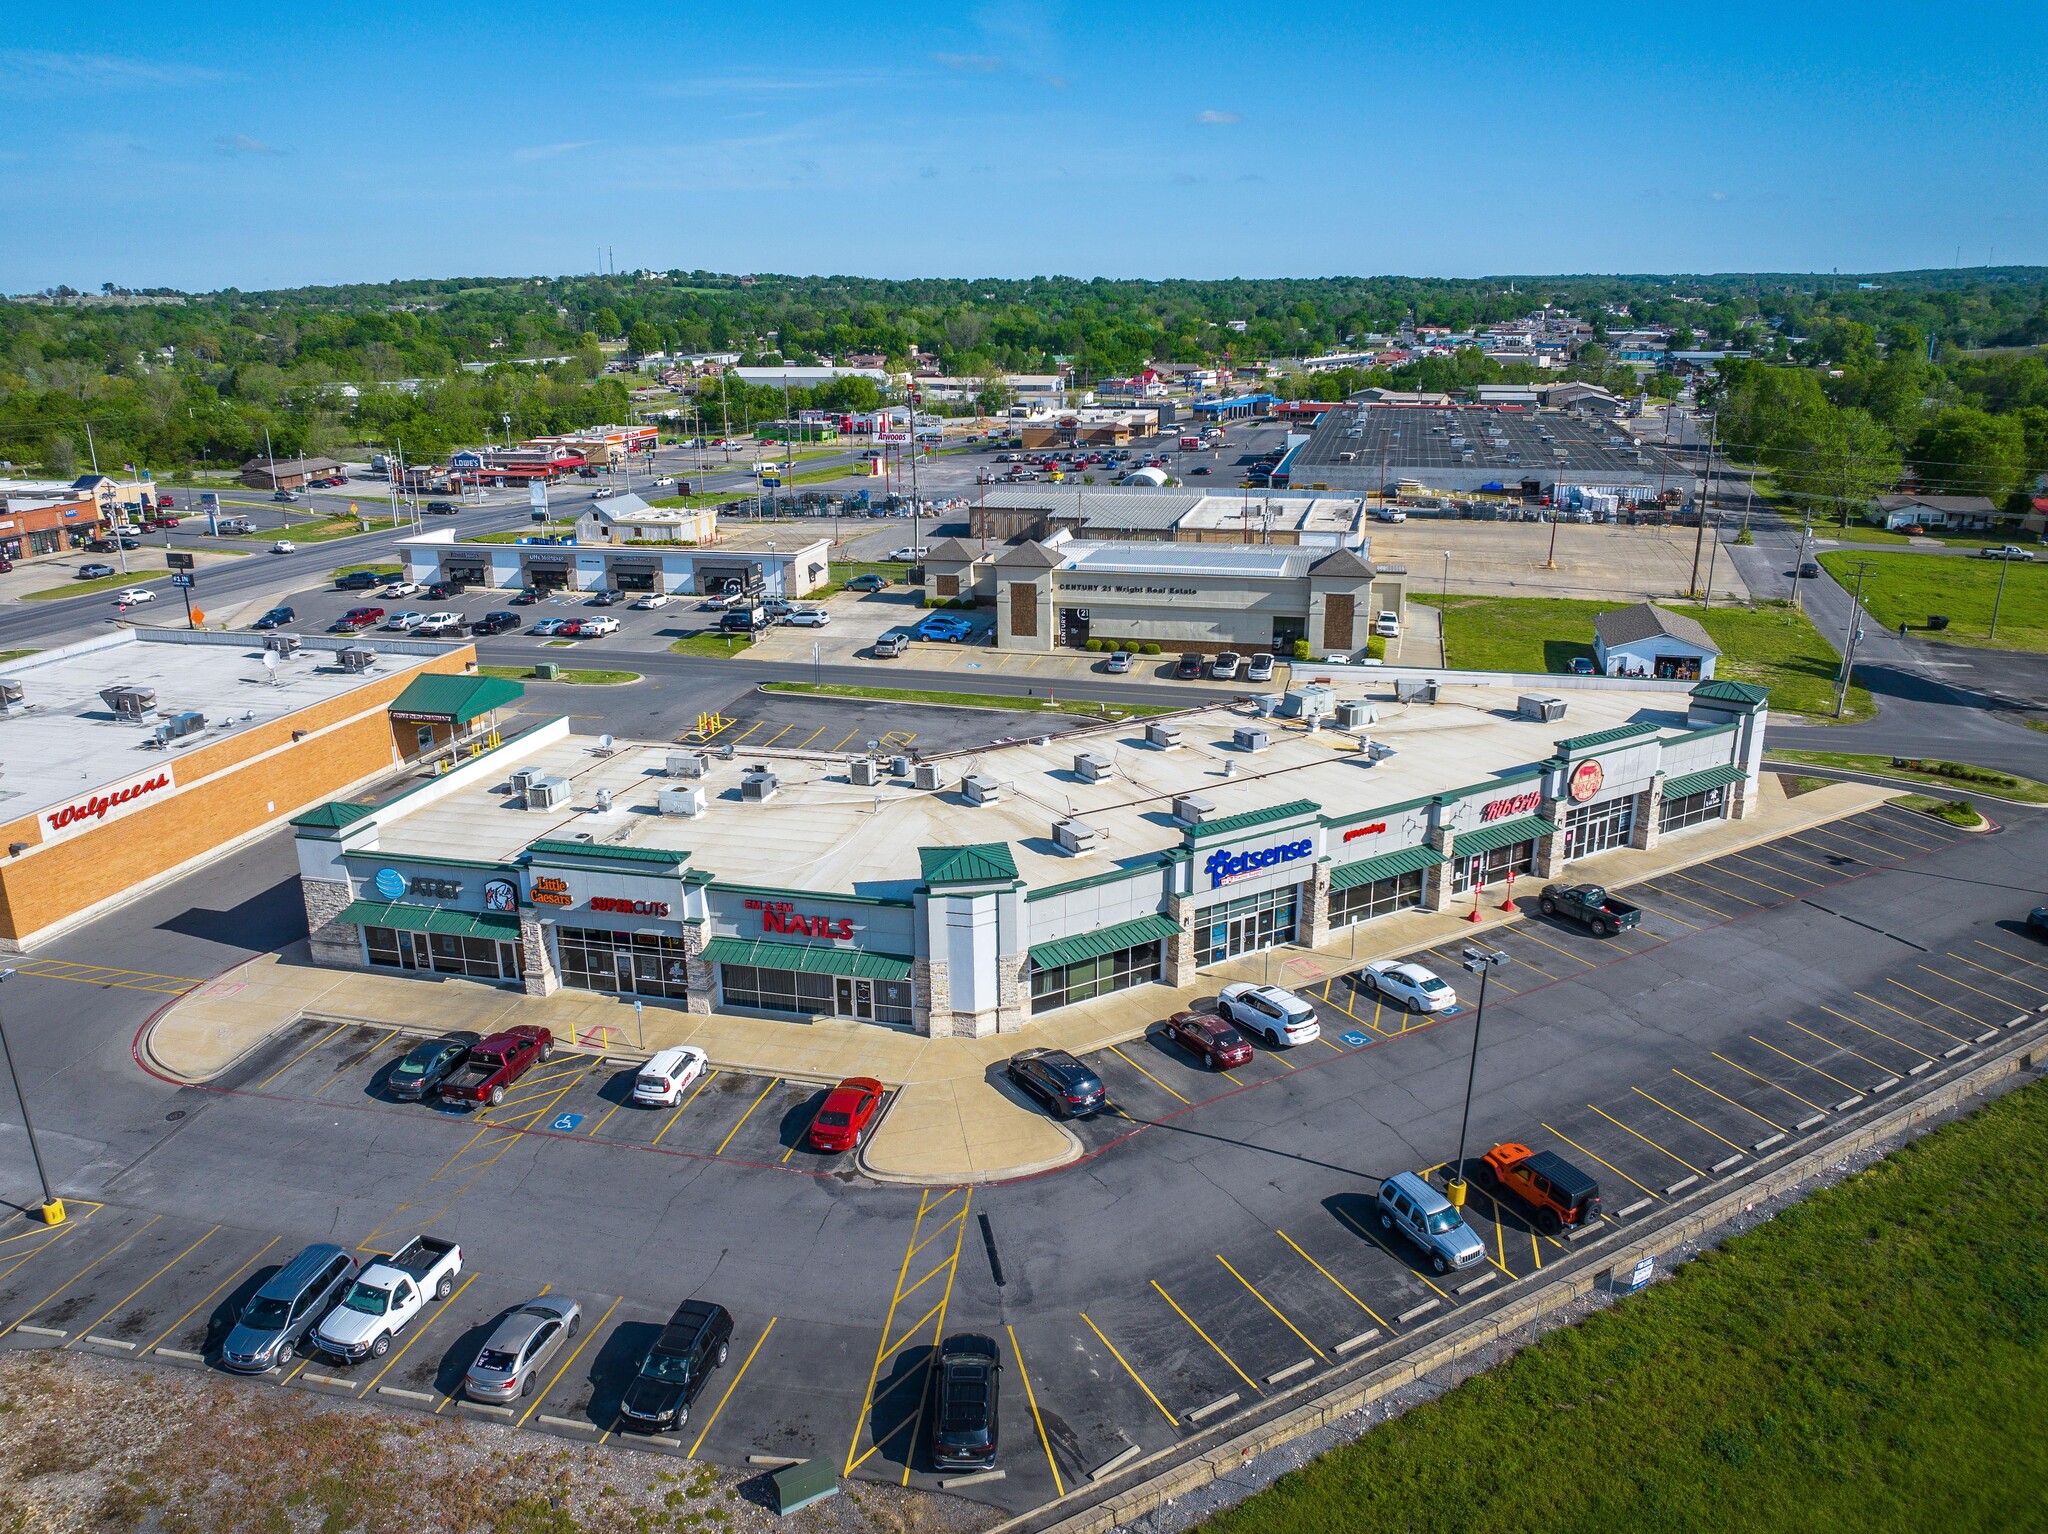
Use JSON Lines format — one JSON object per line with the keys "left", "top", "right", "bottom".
{"left": 40, "top": 766, "right": 175, "bottom": 843}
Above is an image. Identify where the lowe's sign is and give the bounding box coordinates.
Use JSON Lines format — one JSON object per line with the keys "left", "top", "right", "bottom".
{"left": 1205, "top": 837, "right": 1314, "bottom": 888}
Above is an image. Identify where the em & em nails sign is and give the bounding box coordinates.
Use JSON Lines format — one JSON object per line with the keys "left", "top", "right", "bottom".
{"left": 40, "top": 766, "right": 175, "bottom": 844}
{"left": 1205, "top": 838, "right": 1313, "bottom": 888}
{"left": 745, "top": 898, "right": 854, "bottom": 940}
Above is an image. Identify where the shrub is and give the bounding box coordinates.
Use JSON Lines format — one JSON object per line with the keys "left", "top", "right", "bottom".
{"left": 1365, "top": 635, "right": 1388, "bottom": 660}
{"left": 1141, "top": 642, "right": 1161, "bottom": 655}
{"left": 1085, "top": 638, "right": 1104, "bottom": 652}
{"left": 1292, "top": 638, "right": 1311, "bottom": 661}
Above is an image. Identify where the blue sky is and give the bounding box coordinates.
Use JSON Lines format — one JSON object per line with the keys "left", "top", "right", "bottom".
{"left": 5, "top": 1, "right": 2043, "bottom": 292}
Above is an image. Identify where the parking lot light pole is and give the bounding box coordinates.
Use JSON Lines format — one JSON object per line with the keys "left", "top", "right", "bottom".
{"left": 0, "top": 972, "right": 63, "bottom": 1225}
{"left": 1444, "top": 945, "right": 1507, "bottom": 1210}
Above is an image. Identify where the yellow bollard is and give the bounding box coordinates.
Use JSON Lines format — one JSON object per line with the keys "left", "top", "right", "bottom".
{"left": 1444, "top": 1178, "right": 1468, "bottom": 1210}
{"left": 37, "top": 1199, "right": 64, "bottom": 1226}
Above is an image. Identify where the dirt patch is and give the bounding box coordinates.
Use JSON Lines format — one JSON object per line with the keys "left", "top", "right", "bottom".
{"left": 0, "top": 1350, "right": 991, "bottom": 1534}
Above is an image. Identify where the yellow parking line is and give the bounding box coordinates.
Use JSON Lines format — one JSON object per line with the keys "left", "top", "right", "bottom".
{"left": 364, "top": 1270, "right": 475, "bottom": 1394}
{"left": 1814, "top": 1005, "right": 1934, "bottom": 1061}
{"left": 1276, "top": 1230, "right": 1389, "bottom": 1328}
{"left": 519, "top": 1293, "right": 621, "bottom": 1426}
{"left": 1974, "top": 938, "right": 2048, "bottom": 974}
{"left": 2, "top": 1214, "right": 161, "bottom": 1337}
{"left": 0, "top": 1225, "right": 77, "bottom": 1287}
{"left": 688, "top": 1316, "right": 777, "bottom": 1457}
{"left": 827, "top": 730, "right": 859, "bottom": 752}
{"left": 1079, "top": 1311, "right": 1176, "bottom": 1425}
{"left": 1899, "top": 972, "right": 2010, "bottom": 1023}
{"left": 1944, "top": 952, "right": 2048, "bottom": 995}
{"left": 255, "top": 1023, "right": 350, "bottom": 1090}
{"left": 1630, "top": 1087, "right": 1744, "bottom": 1151}
{"left": 1635, "top": 881, "right": 1736, "bottom": 918}
{"left": 1330, "top": 1205, "right": 1448, "bottom": 1298}
{"left": 1710, "top": 1052, "right": 1826, "bottom": 1113}
{"left": 1540, "top": 1122, "right": 1660, "bottom": 1201}
{"left": 1855, "top": 990, "right": 1966, "bottom": 1042}
{"left": 143, "top": 1234, "right": 282, "bottom": 1354}
{"left": 782, "top": 1093, "right": 833, "bottom": 1164}
{"left": 1704, "top": 860, "right": 1798, "bottom": 898}
{"left": 1666, "top": 870, "right": 1761, "bottom": 906}
{"left": 1802, "top": 824, "right": 1901, "bottom": 858}
{"left": 1670, "top": 1069, "right": 1783, "bottom": 1132}
{"left": 1747, "top": 1035, "right": 1857, "bottom": 1092}
{"left": 846, "top": 1189, "right": 939, "bottom": 1474}
{"left": 713, "top": 1078, "right": 780, "bottom": 1155}
{"left": 1755, "top": 841, "right": 1849, "bottom": 876}
{"left": 1216, "top": 1255, "right": 1326, "bottom": 1359}
{"left": 1109, "top": 1045, "right": 1191, "bottom": 1105}
{"left": 792, "top": 726, "right": 827, "bottom": 750}
{"left": 1007, "top": 1325, "right": 1065, "bottom": 1498}
{"left": 1784, "top": 832, "right": 1867, "bottom": 865}
{"left": 583, "top": 1100, "right": 625, "bottom": 1137}
{"left": 651, "top": 1070, "right": 718, "bottom": 1145}
{"left": 759, "top": 724, "right": 795, "bottom": 748}
{"left": 18, "top": 958, "right": 201, "bottom": 985}
{"left": 897, "top": 1191, "right": 970, "bottom": 1486}
{"left": 1623, "top": 894, "right": 1701, "bottom": 930}
{"left": 1508, "top": 927, "right": 1596, "bottom": 967}
{"left": 1783, "top": 1018, "right": 1888, "bottom": 1072}
{"left": 67, "top": 1224, "right": 221, "bottom": 1349}
{"left": 1150, "top": 1280, "right": 1257, "bottom": 1390}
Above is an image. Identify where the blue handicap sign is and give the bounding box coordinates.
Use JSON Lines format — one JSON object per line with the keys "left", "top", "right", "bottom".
{"left": 1339, "top": 1031, "right": 1369, "bottom": 1048}
{"left": 549, "top": 1113, "right": 584, "bottom": 1132}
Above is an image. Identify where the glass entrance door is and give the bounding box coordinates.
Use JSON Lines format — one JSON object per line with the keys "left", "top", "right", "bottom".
{"left": 834, "top": 977, "right": 876, "bottom": 1020}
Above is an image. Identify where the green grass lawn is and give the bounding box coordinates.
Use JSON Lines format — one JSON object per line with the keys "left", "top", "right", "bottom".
{"left": 1817, "top": 550, "right": 2048, "bottom": 651}
{"left": 22, "top": 564, "right": 168, "bottom": 600}
{"left": 475, "top": 664, "right": 639, "bottom": 686}
{"left": 1763, "top": 749, "right": 2048, "bottom": 803}
{"left": 328, "top": 562, "right": 402, "bottom": 580}
{"left": 761, "top": 680, "right": 1174, "bottom": 719}
{"left": 235, "top": 515, "right": 380, "bottom": 544}
{"left": 669, "top": 631, "right": 756, "bottom": 657}
{"left": 0, "top": 649, "right": 40, "bottom": 663}
{"left": 1890, "top": 793, "right": 1985, "bottom": 827}
{"left": 809, "top": 560, "right": 915, "bottom": 599}
{"left": 1416, "top": 594, "right": 1871, "bottom": 721}
{"left": 1200, "top": 1079, "right": 2048, "bottom": 1534}
{"left": 468, "top": 525, "right": 578, "bottom": 544}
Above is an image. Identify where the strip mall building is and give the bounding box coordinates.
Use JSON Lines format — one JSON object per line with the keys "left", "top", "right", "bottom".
{"left": 293, "top": 674, "right": 1767, "bottom": 1036}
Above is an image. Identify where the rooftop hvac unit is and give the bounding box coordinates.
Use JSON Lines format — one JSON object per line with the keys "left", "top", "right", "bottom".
{"left": 152, "top": 711, "right": 206, "bottom": 747}
{"left": 913, "top": 763, "right": 942, "bottom": 792}
{"left": 1233, "top": 725, "right": 1271, "bottom": 753}
{"left": 338, "top": 647, "right": 377, "bottom": 673}
{"left": 100, "top": 685, "right": 157, "bottom": 719}
{"left": 657, "top": 785, "right": 708, "bottom": 818}
{"left": 666, "top": 751, "right": 708, "bottom": 779}
{"left": 1335, "top": 699, "right": 1377, "bottom": 731}
{"left": 1394, "top": 678, "right": 1438, "bottom": 704}
{"left": 1518, "top": 694, "right": 1567, "bottom": 723}
{"left": 849, "top": 758, "right": 880, "bottom": 787}
{"left": 526, "top": 776, "right": 572, "bottom": 810}
{"left": 1073, "top": 751, "right": 1114, "bottom": 783}
{"left": 263, "top": 634, "right": 300, "bottom": 657}
{"left": 592, "top": 787, "right": 614, "bottom": 814}
{"left": 0, "top": 681, "right": 22, "bottom": 711}
{"left": 1145, "top": 721, "right": 1182, "bottom": 750}
{"left": 1054, "top": 818, "right": 1103, "bottom": 856}
{"left": 509, "top": 766, "right": 544, "bottom": 797}
{"left": 962, "top": 773, "right": 1002, "bottom": 805}
{"left": 889, "top": 755, "right": 912, "bottom": 778}
{"left": 1280, "top": 684, "right": 1336, "bottom": 720}
{"left": 1360, "top": 739, "right": 1397, "bottom": 764}
{"left": 1171, "top": 793, "right": 1214, "bottom": 826}
{"left": 741, "top": 768, "right": 779, "bottom": 802}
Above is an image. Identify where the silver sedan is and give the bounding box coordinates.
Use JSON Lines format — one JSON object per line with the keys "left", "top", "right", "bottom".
{"left": 463, "top": 1295, "right": 583, "bottom": 1403}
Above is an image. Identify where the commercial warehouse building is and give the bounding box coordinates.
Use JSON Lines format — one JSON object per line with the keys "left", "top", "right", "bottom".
{"left": 968, "top": 486, "right": 1368, "bottom": 547}
{"left": 1291, "top": 403, "right": 1689, "bottom": 495}
{"left": 292, "top": 676, "right": 1767, "bottom": 1035}
{"left": 397, "top": 525, "right": 830, "bottom": 598}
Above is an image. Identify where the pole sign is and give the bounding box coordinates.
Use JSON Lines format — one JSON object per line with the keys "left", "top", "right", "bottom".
{"left": 166, "top": 551, "right": 194, "bottom": 570}
{"left": 170, "top": 574, "right": 193, "bottom": 589}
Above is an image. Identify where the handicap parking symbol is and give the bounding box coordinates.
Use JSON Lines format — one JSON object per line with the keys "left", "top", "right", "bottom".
{"left": 549, "top": 1113, "right": 584, "bottom": 1132}
{"left": 1339, "top": 1031, "right": 1369, "bottom": 1048}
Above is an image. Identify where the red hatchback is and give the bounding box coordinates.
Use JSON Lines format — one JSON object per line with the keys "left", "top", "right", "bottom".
{"left": 1164, "top": 1010, "right": 1253, "bottom": 1070}
{"left": 807, "top": 1076, "right": 885, "bottom": 1153}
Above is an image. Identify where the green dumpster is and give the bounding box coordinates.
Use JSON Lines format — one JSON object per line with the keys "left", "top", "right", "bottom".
{"left": 534, "top": 662, "right": 560, "bottom": 680}
{"left": 768, "top": 1457, "right": 839, "bottom": 1515}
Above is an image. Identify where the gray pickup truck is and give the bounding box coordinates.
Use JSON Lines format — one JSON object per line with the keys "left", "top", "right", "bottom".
{"left": 1538, "top": 883, "right": 1641, "bottom": 938}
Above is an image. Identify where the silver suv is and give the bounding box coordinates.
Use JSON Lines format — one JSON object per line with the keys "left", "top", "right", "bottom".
{"left": 1377, "top": 1171, "right": 1485, "bottom": 1274}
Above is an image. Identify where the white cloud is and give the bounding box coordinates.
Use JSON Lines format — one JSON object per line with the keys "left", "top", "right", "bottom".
{"left": 932, "top": 52, "right": 1005, "bottom": 72}
{"left": 1197, "top": 110, "right": 1242, "bottom": 125}
{"left": 513, "top": 141, "right": 599, "bottom": 162}
{"left": 214, "top": 134, "right": 284, "bottom": 157}
{"left": 2, "top": 49, "right": 223, "bottom": 87}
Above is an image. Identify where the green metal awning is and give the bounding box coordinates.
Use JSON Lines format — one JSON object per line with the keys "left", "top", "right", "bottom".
{"left": 700, "top": 937, "right": 914, "bottom": 982}
{"left": 1328, "top": 843, "right": 1446, "bottom": 892}
{"left": 386, "top": 673, "right": 524, "bottom": 725}
{"left": 1452, "top": 815, "right": 1558, "bottom": 859}
{"left": 1028, "top": 913, "right": 1180, "bottom": 972}
{"left": 339, "top": 900, "right": 522, "bottom": 939}
{"left": 1662, "top": 763, "right": 1748, "bottom": 800}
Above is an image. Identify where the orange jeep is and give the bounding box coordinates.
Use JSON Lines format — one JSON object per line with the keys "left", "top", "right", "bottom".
{"left": 1479, "top": 1143, "right": 1601, "bottom": 1234}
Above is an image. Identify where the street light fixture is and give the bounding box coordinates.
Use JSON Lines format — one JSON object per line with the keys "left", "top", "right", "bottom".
{"left": 0, "top": 971, "right": 63, "bottom": 1225}
{"left": 1444, "top": 945, "right": 1508, "bottom": 1210}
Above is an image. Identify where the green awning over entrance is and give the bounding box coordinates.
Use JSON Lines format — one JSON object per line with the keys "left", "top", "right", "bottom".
{"left": 1028, "top": 913, "right": 1180, "bottom": 972}
{"left": 701, "top": 937, "right": 914, "bottom": 982}
{"left": 1328, "top": 843, "right": 1446, "bottom": 892}
{"left": 387, "top": 673, "right": 525, "bottom": 725}
{"left": 1662, "top": 763, "right": 1747, "bottom": 800}
{"left": 1452, "top": 815, "right": 1558, "bottom": 859}
{"left": 339, "top": 900, "right": 521, "bottom": 939}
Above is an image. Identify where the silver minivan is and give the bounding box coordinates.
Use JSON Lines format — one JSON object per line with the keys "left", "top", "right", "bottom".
{"left": 1377, "top": 1171, "right": 1486, "bottom": 1274}
{"left": 218, "top": 1243, "right": 359, "bottom": 1372}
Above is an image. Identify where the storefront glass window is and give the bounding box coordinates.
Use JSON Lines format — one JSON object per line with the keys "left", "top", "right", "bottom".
{"left": 720, "top": 965, "right": 914, "bottom": 1026}
{"left": 1194, "top": 884, "right": 1300, "bottom": 964}
{"left": 362, "top": 925, "right": 522, "bottom": 982}
{"left": 1030, "top": 941, "right": 1163, "bottom": 1015}
{"left": 1329, "top": 868, "right": 1426, "bottom": 928}
{"left": 556, "top": 927, "right": 689, "bottom": 999}
{"left": 1451, "top": 840, "right": 1538, "bottom": 894}
{"left": 1563, "top": 797, "right": 1636, "bottom": 858}
{"left": 1659, "top": 786, "right": 1728, "bottom": 834}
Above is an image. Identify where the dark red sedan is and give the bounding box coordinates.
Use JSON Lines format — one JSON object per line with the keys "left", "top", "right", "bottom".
{"left": 807, "top": 1076, "right": 885, "bottom": 1153}
{"left": 1164, "top": 1010, "right": 1253, "bottom": 1070}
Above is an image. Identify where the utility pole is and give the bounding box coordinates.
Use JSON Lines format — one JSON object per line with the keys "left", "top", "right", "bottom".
{"left": 1833, "top": 559, "right": 1876, "bottom": 718}
{"left": 1989, "top": 552, "right": 2014, "bottom": 641}
{"left": 1687, "top": 412, "right": 1716, "bottom": 599}
{"left": 0, "top": 971, "right": 64, "bottom": 1225}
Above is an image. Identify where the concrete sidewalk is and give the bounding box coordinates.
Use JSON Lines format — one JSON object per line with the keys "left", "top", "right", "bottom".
{"left": 143, "top": 774, "right": 1897, "bottom": 1185}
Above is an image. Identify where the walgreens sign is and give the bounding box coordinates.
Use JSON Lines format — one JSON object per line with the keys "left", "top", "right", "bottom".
{"left": 40, "top": 766, "right": 176, "bottom": 844}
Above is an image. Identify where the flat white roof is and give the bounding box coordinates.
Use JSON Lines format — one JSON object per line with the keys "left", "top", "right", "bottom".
{"left": 1053, "top": 540, "right": 1322, "bottom": 579}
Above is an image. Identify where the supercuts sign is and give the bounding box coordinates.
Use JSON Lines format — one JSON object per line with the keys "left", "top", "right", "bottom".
{"left": 1204, "top": 838, "right": 1313, "bottom": 888}
{"left": 746, "top": 898, "right": 855, "bottom": 940}
{"left": 40, "top": 765, "right": 175, "bottom": 844}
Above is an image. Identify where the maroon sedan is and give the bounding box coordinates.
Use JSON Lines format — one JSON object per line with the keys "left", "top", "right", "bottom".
{"left": 807, "top": 1077, "right": 885, "bottom": 1153}
{"left": 1164, "top": 1011, "right": 1253, "bottom": 1070}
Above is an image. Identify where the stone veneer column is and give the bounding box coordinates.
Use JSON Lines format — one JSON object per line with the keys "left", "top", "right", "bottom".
{"left": 518, "top": 912, "right": 560, "bottom": 998}
{"left": 681, "top": 923, "right": 713, "bottom": 1015}
{"left": 1629, "top": 774, "right": 1665, "bottom": 852}
{"left": 1421, "top": 826, "right": 1454, "bottom": 912}
{"left": 915, "top": 957, "right": 951, "bottom": 1037}
{"left": 1535, "top": 800, "right": 1568, "bottom": 878}
{"left": 994, "top": 953, "right": 1028, "bottom": 1034}
{"left": 1726, "top": 777, "right": 1752, "bottom": 822}
{"left": 1163, "top": 891, "right": 1199, "bottom": 987}
{"left": 303, "top": 879, "right": 365, "bottom": 968}
{"left": 1301, "top": 862, "right": 1332, "bottom": 951}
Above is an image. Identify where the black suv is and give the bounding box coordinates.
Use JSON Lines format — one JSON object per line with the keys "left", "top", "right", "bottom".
{"left": 617, "top": 1301, "right": 733, "bottom": 1432}
{"left": 335, "top": 571, "right": 382, "bottom": 591}
{"left": 1174, "top": 653, "right": 1203, "bottom": 680}
{"left": 930, "top": 1334, "right": 1002, "bottom": 1471}
{"left": 472, "top": 611, "right": 521, "bottom": 635}
{"left": 1005, "top": 1049, "right": 1107, "bottom": 1119}
{"left": 384, "top": 1031, "right": 479, "bottom": 1102}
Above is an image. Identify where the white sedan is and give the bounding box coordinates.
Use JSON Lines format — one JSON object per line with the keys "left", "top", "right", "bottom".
{"left": 576, "top": 616, "right": 620, "bottom": 637}
{"left": 630, "top": 592, "right": 672, "bottom": 610}
{"left": 887, "top": 546, "right": 926, "bottom": 562}
{"left": 1359, "top": 960, "right": 1459, "bottom": 1014}
{"left": 784, "top": 608, "right": 831, "bottom": 627}
{"left": 271, "top": 539, "right": 296, "bottom": 554}
{"left": 111, "top": 588, "right": 155, "bottom": 606}
{"left": 382, "top": 581, "right": 423, "bottom": 598}
{"left": 384, "top": 611, "right": 425, "bottom": 630}
{"left": 1216, "top": 983, "right": 1321, "bottom": 1047}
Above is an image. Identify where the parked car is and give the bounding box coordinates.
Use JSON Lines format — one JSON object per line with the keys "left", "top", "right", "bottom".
{"left": 631, "top": 1046, "right": 709, "bottom": 1107}
{"left": 588, "top": 588, "right": 624, "bottom": 606}
{"left": 1245, "top": 653, "right": 1276, "bottom": 683}
{"left": 425, "top": 581, "right": 463, "bottom": 600}
{"left": 1101, "top": 649, "right": 1134, "bottom": 674}
{"left": 439, "top": 1026, "right": 552, "bottom": 1108}
{"left": 617, "top": 1301, "right": 733, "bottom": 1432}
{"left": 873, "top": 629, "right": 911, "bottom": 659}
{"left": 510, "top": 588, "right": 543, "bottom": 605}
{"left": 384, "top": 1031, "right": 480, "bottom": 1101}
{"left": 1976, "top": 545, "right": 2034, "bottom": 561}
{"left": 807, "top": 1077, "right": 885, "bottom": 1153}
{"left": 77, "top": 562, "right": 115, "bottom": 580}
{"left": 1190, "top": 465, "right": 1211, "bottom": 475}
{"left": 415, "top": 612, "right": 466, "bottom": 638}
{"left": 334, "top": 571, "right": 382, "bottom": 591}
{"left": 333, "top": 606, "right": 385, "bottom": 631}
{"left": 575, "top": 615, "right": 620, "bottom": 637}
{"left": 1358, "top": 960, "right": 1458, "bottom": 1014}
{"left": 383, "top": 610, "right": 425, "bottom": 631}
{"left": 1378, "top": 1171, "right": 1486, "bottom": 1274}
{"left": 1174, "top": 652, "right": 1203, "bottom": 680}
{"left": 720, "top": 607, "right": 771, "bottom": 634}
{"left": 472, "top": 610, "right": 521, "bottom": 635}
{"left": 887, "top": 546, "right": 926, "bottom": 563}
{"left": 630, "top": 592, "right": 672, "bottom": 609}
{"left": 1569, "top": 656, "right": 1597, "bottom": 675}
{"left": 218, "top": 1244, "right": 359, "bottom": 1373}
{"left": 425, "top": 500, "right": 458, "bottom": 516}
{"left": 914, "top": 615, "right": 973, "bottom": 642}
{"left": 1537, "top": 883, "right": 1641, "bottom": 938}
{"left": 2029, "top": 905, "right": 2048, "bottom": 937}
{"left": 530, "top": 617, "right": 569, "bottom": 637}
{"left": 784, "top": 607, "right": 831, "bottom": 627}
{"left": 1005, "top": 1048, "right": 1107, "bottom": 1119}
{"left": 1163, "top": 1011, "right": 1253, "bottom": 1070}
{"left": 847, "top": 573, "right": 889, "bottom": 592}
{"left": 1216, "top": 982, "right": 1321, "bottom": 1046}
{"left": 311, "top": 1235, "right": 463, "bottom": 1362}
{"left": 111, "top": 587, "right": 155, "bottom": 606}
{"left": 463, "top": 1295, "right": 583, "bottom": 1403}
{"left": 381, "top": 580, "right": 422, "bottom": 598}
{"left": 1479, "top": 1143, "right": 1602, "bottom": 1234}
{"left": 929, "top": 1334, "right": 1002, "bottom": 1471}
{"left": 1209, "top": 652, "right": 1242, "bottom": 680}
{"left": 251, "top": 605, "right": 296, "bottom": 630}
{"left": 1374, "top": 611, "right": 1401, "bottom": 638}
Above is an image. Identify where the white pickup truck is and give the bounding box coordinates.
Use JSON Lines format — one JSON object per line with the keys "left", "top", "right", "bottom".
{"left": 312, "top": 1236, "right": 462, "bottom": 1362}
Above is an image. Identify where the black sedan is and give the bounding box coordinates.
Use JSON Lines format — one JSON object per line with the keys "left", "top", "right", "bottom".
{"left": 251, "top": 606, "right": 295, "bottom": 630}
{"left": 2028, "top": 906, "right": 2048, "bottom": 938}
{"left": 1004, "top": 1048, "right": 1107, "bottom": 1119}
{"left": 930, "top": 1334, "right": 1002, "bottom": 1471}
{"left": 385, "top": 1031, "right": 481, "bottom": 1101}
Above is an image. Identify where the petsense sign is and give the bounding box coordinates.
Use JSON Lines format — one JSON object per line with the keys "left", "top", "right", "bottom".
{"left": 1204, "top": 838, "right": 1314, "bottom": 889}
{"left": 39, "top": 766, "right": 176, "bottom": 844}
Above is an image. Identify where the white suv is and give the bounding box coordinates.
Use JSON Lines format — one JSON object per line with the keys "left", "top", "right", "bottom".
{"left": 631, "top": 1046, "right": 708, "bottom": 1106}
{"left": 1216, "top": 983, "right": 1321, "bottom": 1047}
{"left": 1374, "top": 611, "right": 1401, "bottom": 638}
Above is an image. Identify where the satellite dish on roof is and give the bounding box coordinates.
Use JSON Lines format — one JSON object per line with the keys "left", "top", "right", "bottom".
{"left": 262, "top": 652, "right": 277, "bottom": 671}
{"left": 598, "top": 733, "right": 614, "bottom": 751}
